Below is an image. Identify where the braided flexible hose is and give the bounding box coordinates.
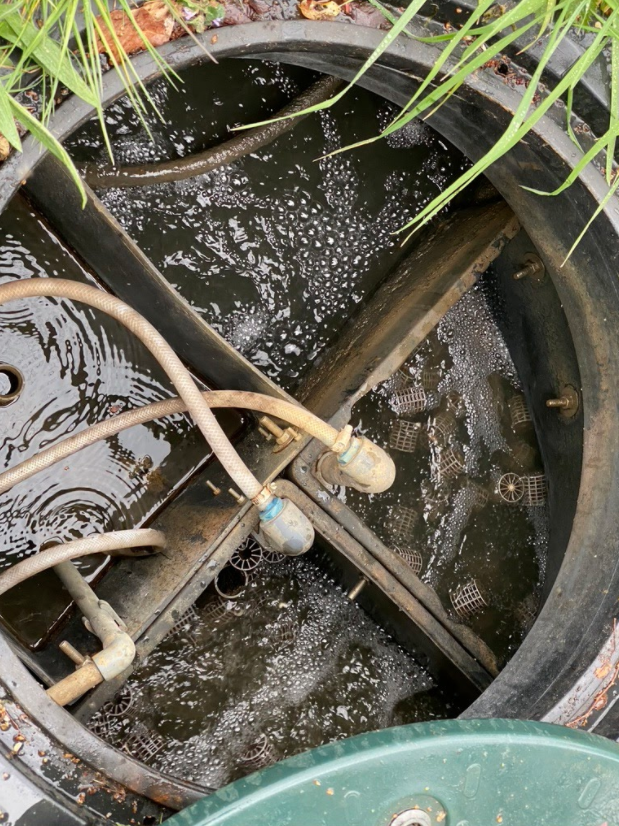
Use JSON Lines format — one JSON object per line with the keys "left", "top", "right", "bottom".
{"left": 0, "top": 279, "right": 265, "bottom": 502}
{"left": 0, "top": 529, "right": 165, "bottom": 597}
{"left": 0, "top": 390, "right": 339, "bottom": 495}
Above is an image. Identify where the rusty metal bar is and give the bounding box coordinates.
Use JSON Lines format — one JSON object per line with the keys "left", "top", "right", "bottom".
{"left": 274, "top": 479, "right": 492, "bottom": 696}
{"left": 290, "top": 445, "right": 499, "bottom": 677}
{"left": 299, "top": 201, "right": 520, "bottom": 418}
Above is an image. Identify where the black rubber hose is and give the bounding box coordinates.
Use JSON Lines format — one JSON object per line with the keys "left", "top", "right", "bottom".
{"left": 82, "top": 74, "right": 344, "bottom": 189}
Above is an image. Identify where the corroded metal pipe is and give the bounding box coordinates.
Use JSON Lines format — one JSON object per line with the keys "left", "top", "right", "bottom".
{"left": 47, "top": 561, "right": 137, "bottom": 707}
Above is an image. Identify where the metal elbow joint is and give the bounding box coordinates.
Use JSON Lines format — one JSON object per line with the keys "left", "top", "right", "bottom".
{"left": 258, "top": 496, "right": 314, "bottom": 556}
{"left": 92, "top": 630, "right": 135, "bottom": 681}
{"left": 320, "top": 436, "right": 396, "bottom": 494}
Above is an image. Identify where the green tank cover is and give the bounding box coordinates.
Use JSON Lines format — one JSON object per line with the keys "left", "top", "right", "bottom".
{"left": 166, "top": 718, "right": 619, "bottom": 826}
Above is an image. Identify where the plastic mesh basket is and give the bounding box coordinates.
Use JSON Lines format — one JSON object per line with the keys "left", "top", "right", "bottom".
{"left": 239, "top": 734, "right": 275, "bottom": 771}
{"left": 230, "top": 536, "right": 264, "bottom": 572}
{"left": 498, "top": 472, "right": 525, "bottom": 504}
{"left": 508, "top": 394, "right": 532, "bottom": 428}
{"left": 389, "top": 419, "right": 422, "bottom": 453}
{"left": 463, "top": 479, "right": 490, "bottom": 511}
{"left": 103, "top": 686, "right": 134, "bottom": 718}
{"left": 522, "top": 474, "right": 547, "bottom": 506}
{"left": 262, "top": 547, "right": 287, "bottom": 564}
{"left": 384, "top": 506, "right": 419, "bottom": 543}
{"left": 428, "top": 410, "right": 457, "bottom": 444}
{"left": 439, "top": 446, "right": 465, "bottom": 479}
{"left": 395, "top": 546, "right": 423, "bottom": 576}
{"left": 450, "top": 580, "right": 488, "bottom": 618}
{"left": 392, "top": 386, "right": 435, "bottom": 415}
{"left": 511, "top": 440, "right": 537, "bottom": 469}
{"left": 421, "top": 366, "right": 442, "bottom": 391}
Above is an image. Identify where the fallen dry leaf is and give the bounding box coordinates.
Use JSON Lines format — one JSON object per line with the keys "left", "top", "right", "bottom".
{"left": 96, "top": 0, "right": 175, "bottom": 63}
{"left": 299, "top": 0, "right": 340, "bottom": 20}
{"left": 0, "top": 134, "right": 10, "bottom": 163}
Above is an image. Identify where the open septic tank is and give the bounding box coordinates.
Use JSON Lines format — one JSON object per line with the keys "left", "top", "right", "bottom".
{"left": 2, "top": 16, "right": 619, "bottom": 826}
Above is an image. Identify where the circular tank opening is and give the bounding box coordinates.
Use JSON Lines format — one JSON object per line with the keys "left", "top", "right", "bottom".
{"left": 0, "top": 20, "right": 617, "bottom": 823}
{"left": 0, "top": 363, "right": 23, "bottom": 406}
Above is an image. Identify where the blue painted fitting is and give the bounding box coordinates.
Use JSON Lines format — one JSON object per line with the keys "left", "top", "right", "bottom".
{"left": 337, "top": 438, "right": 361, "bottom": 466}
{"left": 259, "top": 496, "right": 284, "bottom": 523}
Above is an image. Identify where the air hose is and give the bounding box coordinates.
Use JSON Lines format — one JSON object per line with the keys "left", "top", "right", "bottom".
{"left": 82, "top": 75, "right": 344, "bottom": 189}
{"left": 0, "top": 278, "right": 270, "bottom": 507}
{"left": 0, "top": 530, "right": 165, "bottom": 597}
{"left": 0, "top": 278, "right": 394, "bottom": 560}
{"left": 0, "top": 390, "right": 344, "bottom": 496}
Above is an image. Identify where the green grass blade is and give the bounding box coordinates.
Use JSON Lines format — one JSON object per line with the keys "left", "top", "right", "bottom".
{"left": 2, "top": 11, "right": 98, "bottom": 107}
{"left": 0, "top": 85, "right": 21, "bottom": 150}
{"left": 563, "top": 173, "right": 619, "bottom": 262}
{"left": 606, "top": 36, "right": 619, "bottom": 183}
{"left": 232, "top": 0, "right": 430, "bottom": 131}
{"left": 10, "top": 96, "right": 86, "bottom": 205}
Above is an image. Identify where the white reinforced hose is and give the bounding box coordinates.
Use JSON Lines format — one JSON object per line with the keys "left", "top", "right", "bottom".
{"left": 0, "top": 529, "right": 165, "bottom": 597}
{"left": 0, "top": 390, "right": 340, "bottom": 496}
{"left": 0, "top": 279, "right": 266, "bottom": 502}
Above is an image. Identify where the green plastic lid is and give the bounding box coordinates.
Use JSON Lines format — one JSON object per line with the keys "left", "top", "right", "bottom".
{"left": 167, "top": 719, "right": 619, "bottom": 825}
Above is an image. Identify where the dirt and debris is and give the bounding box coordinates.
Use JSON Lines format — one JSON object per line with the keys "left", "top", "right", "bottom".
{"left": 95, "top": 0, "right": 223, "bottom": 62}
{"left": 345, "top": 1, "right": 389, "bottom": 28}
{"left": 299, "top": 0, "right": 340, "bottom": 20}
{"left": 96, "top": 1, "right": 176, "bottom": 62}
{"left": 94, "top": 0, "right": 388, "bottom": 63}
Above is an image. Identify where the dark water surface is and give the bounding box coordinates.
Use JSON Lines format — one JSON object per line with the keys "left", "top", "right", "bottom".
{"left": 68, "top": 59, "right": 469, "bottom": 391}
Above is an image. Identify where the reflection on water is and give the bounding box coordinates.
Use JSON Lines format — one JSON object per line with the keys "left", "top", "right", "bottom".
{"left": 0, "top": 199, "right": 207, "bottom": 647}
{"left": 68, "top": 60, "right": 469, "bottom": 391}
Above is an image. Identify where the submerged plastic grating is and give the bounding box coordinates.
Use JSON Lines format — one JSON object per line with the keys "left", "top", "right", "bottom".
{"left": 463, "top": 479, "right": 490, "bottom": 511}
{"left": 508, "top": 394, "right": 532, "bottom": 428}
{"left": 87, "top": 686, "right": 135, "bottom": 739}
{"left": 123, "top": 724, "right": 165, "bottom": 762}
{"left": 201, "top": 596, "right": 230, "bottom": 624}
{"left": 239, "top": 733, "right": 275, "bottom": 771}
{"left": 450, "top": 580, "right": 488, "bottom": 618}
{"left": 169, "top": 603, "right": 200, "bottom": 640}
{"left": 512, "top": 440, "right": 537, "bottom": 469}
